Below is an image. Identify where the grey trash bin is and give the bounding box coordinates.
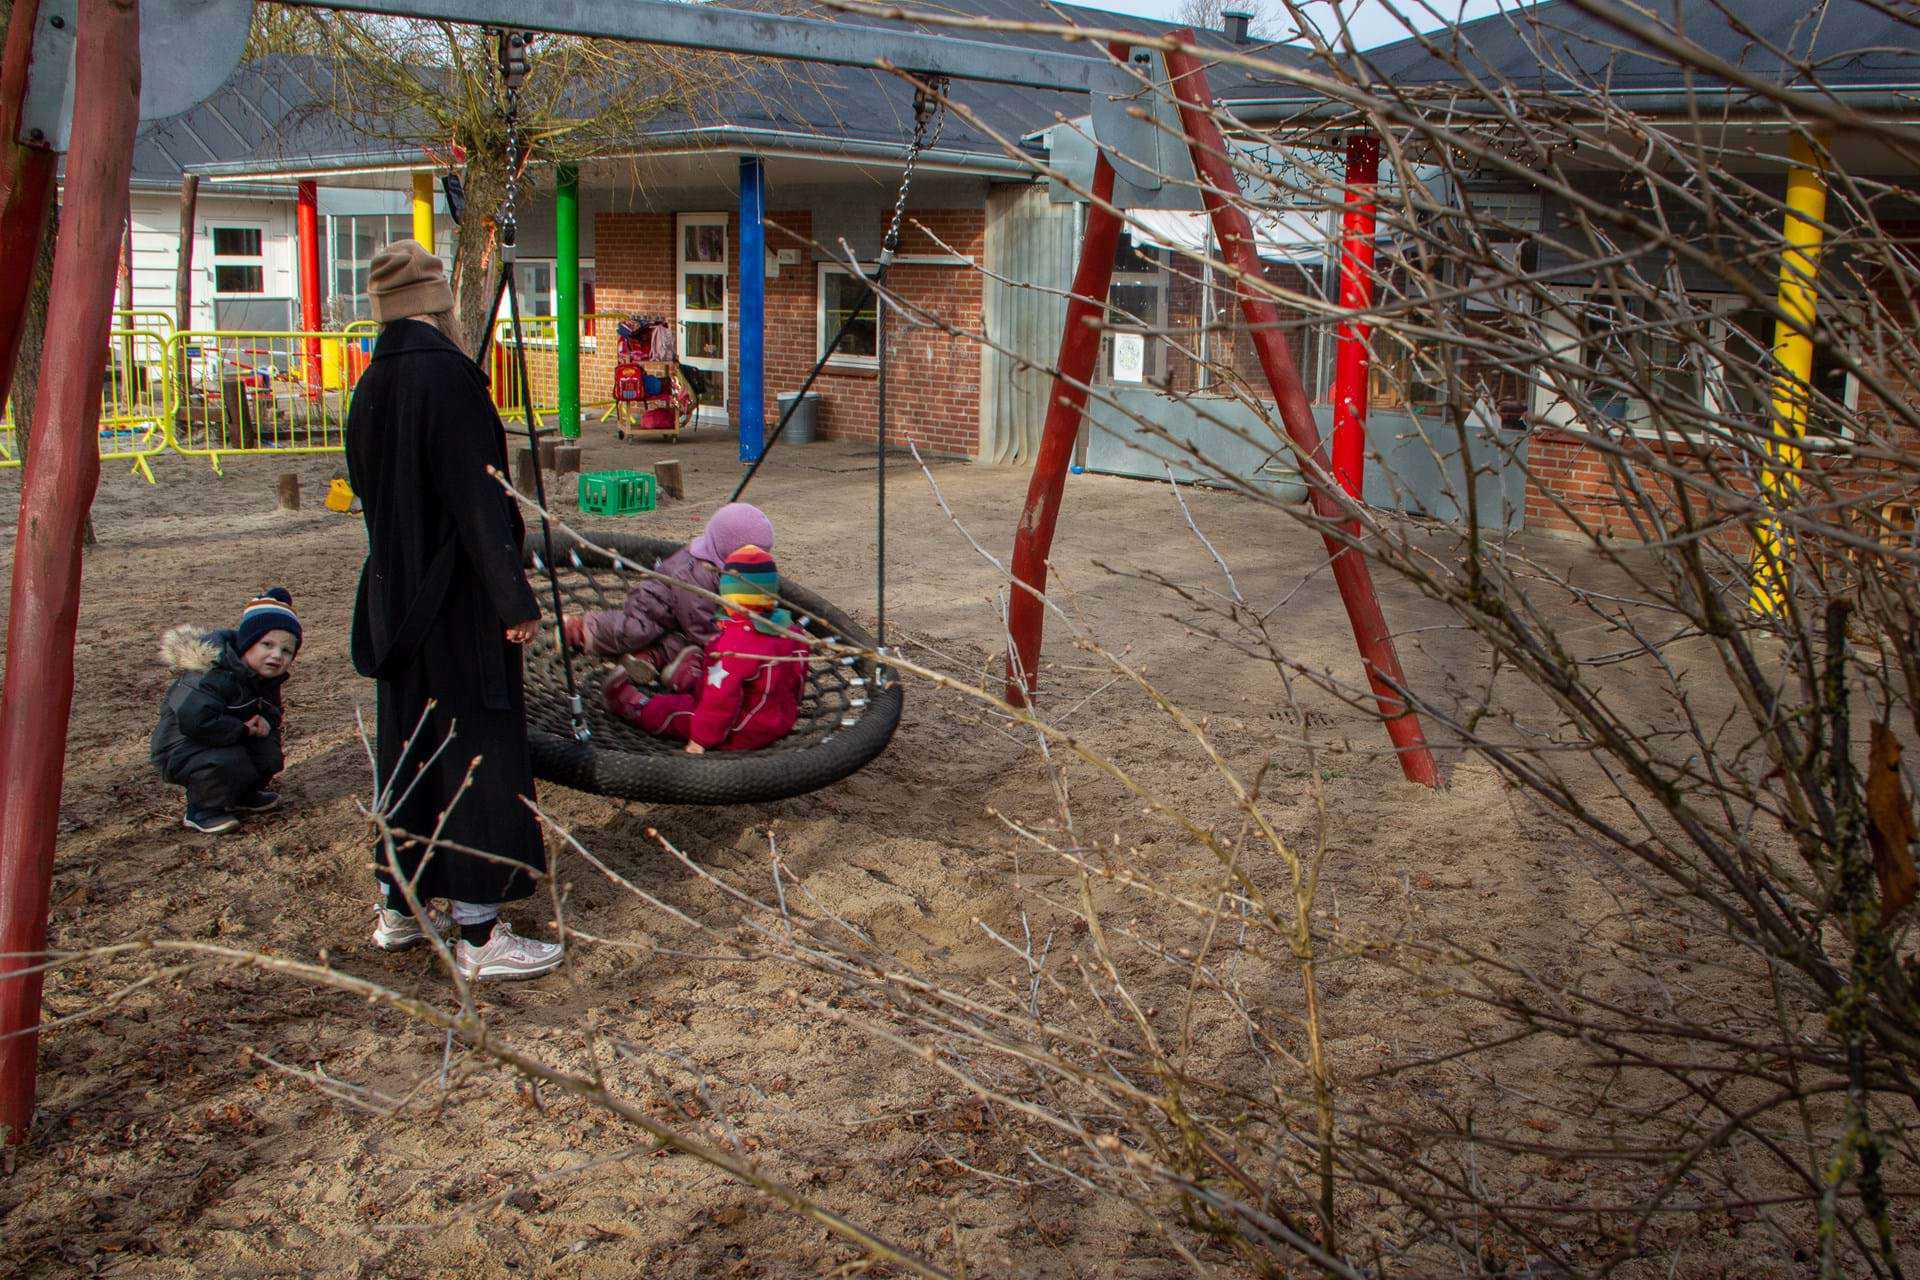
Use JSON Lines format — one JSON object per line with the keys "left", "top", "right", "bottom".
{"left": 776, "top": 391, "right": 821, "bottom": 445}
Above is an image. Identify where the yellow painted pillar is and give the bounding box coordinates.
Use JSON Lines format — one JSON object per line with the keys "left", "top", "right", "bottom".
{"left": 411, "top": 172, "right": 436, "bottom": 250}
{"left": 1750, "top": 133, "right": 1830, "bottom": 615}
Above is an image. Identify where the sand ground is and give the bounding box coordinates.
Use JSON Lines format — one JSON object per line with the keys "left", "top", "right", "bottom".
{"left": 0, "top": 433, "right": 1908, "bottom": 1277}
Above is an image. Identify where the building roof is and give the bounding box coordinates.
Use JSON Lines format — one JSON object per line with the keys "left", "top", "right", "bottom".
{"left": 147, "top": 1, "right": 1301, "bottom": 185}
{"left": 1277, "top": 0, "right": 1920, "bottom": 112}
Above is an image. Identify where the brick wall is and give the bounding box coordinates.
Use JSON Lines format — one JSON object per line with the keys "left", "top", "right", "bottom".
{"left": 590, "top": 206, "right": 985, "bottom": 458}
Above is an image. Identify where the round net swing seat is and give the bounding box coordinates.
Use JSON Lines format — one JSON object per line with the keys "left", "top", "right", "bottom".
{"left": 522, "top": 531, "right": 904, "bottom": 805}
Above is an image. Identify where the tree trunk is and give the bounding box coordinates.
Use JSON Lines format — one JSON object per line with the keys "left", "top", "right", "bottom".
{"left": 175, "top": 173, "right": 197, "bottom": 334}
{"left": 13, "top": 185, "right": 55, "bottom": 472}
{"left": 449, "top": 158, "right": 505, "bottom": 359}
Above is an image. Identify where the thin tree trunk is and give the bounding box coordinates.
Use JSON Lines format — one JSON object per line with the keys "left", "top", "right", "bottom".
{"left": 14, "top": 185, "right": 54, "bottom": 472}
{"left": 449, "top": 160, "right": 504, "bottom": 358}
{"left": 175, "top": 173, "right": 197, "bottom": 334}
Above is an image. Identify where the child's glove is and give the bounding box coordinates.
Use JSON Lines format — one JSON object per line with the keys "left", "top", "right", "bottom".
{"left": 561, "top": 614, "right": 588, "bottom": 650}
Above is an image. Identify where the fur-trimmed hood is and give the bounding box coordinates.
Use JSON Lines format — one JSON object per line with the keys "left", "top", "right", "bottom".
{"left": 160, "top": 625, "right": 230, "bottom": 674}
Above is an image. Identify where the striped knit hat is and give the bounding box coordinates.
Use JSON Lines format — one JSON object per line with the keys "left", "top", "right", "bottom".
{"left": 235, "top": 587, "right": 302, "bottom": 653}
{"left": 719, "top": 545, "right": 779, "bottom": 615}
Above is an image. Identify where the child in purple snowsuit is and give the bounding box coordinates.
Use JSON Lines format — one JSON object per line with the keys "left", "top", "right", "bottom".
{"left": 560, "top": 502, "right": 774, "bottom": 688}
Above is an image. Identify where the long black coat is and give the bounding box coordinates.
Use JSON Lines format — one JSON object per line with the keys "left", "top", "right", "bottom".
{"left": 346, "top": 319, "right": 544, "bottom": 906}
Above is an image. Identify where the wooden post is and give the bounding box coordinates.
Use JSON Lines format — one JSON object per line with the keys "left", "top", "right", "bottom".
{"left": 0, "top": 0, "right": 57, "bottom": 412}
{"left": 220, "top": 376, "right": 258, "bottom": 451}
{"left": 536, "top": 436, "right": 557, "bottom": 470}
{"left": 654, "top": 458, "right": 684, "bottom": 500}
{"left": 1162, "top": 36, "right": 1438, "bottom": 788}
{"left": 1006, "top": 84, "right": 1125, "bottom": 705}
{"left": 0, "top": 0, "right": 142, "bottom": 1145}
{"left": 276, "top": 473, "right": 300, "bottom": 511}
{"left": 553, "top": 443, "right": 582, "bottom": 475}
{"left": 513, "top": 445, "right": 538, "bottom": 497}
{"left": 175, "top": 173, "right": 197, "bottom": 335}
{"left": 115, "top": 215, "right": 134, "bottom": 397}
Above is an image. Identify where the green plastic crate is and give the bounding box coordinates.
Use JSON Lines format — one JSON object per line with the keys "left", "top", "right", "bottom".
{"left": 578, "top": 469, "right": 657, "bottom": 516}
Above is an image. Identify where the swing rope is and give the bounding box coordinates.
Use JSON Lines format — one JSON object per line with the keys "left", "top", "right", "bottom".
{"left": 488, "top": 28, "right": 589, "bottom": 742}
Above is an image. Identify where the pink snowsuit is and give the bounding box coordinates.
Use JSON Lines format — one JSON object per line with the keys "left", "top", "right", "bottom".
{"left": 636, "top": 613, "right": 809, "bottom": 751}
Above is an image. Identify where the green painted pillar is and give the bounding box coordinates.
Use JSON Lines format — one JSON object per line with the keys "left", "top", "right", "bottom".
{"left": 556, "top": 165, "right": 581, "bottom": 440}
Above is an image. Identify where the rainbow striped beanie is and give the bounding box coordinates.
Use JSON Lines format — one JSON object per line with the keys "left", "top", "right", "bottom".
{"left": 719, "top": 545, "right": 779, "bottom": 614}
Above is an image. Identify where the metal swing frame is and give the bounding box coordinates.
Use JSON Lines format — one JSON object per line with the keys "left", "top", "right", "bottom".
{"left": 0, "top": 0, "right": 1443, "bottom": 1143}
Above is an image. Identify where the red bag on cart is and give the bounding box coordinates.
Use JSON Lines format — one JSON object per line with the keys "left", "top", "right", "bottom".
{"left": 640, "top": 406, "right": 676, "bottom": 432}
{"left": 614, "top": 363, "right": 644, "bottom": 403}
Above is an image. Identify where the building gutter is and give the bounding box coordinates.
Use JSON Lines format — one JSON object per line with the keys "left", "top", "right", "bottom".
{"left": 193, "top": 129, "right": 1038, "bottom": 184}
{"left": 1222, "top": 83, "right": 1920, "bottom": 126}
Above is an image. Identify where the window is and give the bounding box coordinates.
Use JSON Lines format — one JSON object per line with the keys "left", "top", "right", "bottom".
{"left": 211, "top": 225, "right": 265, "bottom": 295}
{"left": 819, "top": 263, "right": 879, "bottom": 365}
{"left": 1567, "top": 292, "right": 1856, "bottom": 439}
{"left": 1104, "top": 233, "right": 1169, "bottom": 385}
{"left": 491, "top": 258, "right": 599, "bottom": 345}
{"left": 327, "top": 213, "right": 413, "bottom": 322}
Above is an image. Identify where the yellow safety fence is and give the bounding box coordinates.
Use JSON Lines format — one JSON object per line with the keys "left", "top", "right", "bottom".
{"left": 0, "top": 323, "right": 383, "bottom": 482}
{"left": 0, "top": 315, "right": 666, "bottom": 480}
{"left": 489, "top": 311, "right": 625, "bottom": 423}
{"left": 2, "top": 327, "right": 174, "bottom": 483}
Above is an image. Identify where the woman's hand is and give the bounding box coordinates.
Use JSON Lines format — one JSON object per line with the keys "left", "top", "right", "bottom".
{"left": 244, "top": 715, "right": 272, "bottom": 738}
{"left": 505, "top": 618, "right": 540, "bottom": 645}
{"left": 684, "top": 741, "right": 706, "bottom": 755}
{"left": 561, "top": 614, "right": 587, "bottom": 650}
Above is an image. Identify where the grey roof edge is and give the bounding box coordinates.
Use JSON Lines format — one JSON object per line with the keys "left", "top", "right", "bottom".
{"left": 192, "top": 129, "right": 1040, "bottom": 181}
{"left": 1221, "top": 83, "right": 1920, "bottom": 124}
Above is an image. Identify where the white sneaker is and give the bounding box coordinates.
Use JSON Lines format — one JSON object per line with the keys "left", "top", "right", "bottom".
{"left": 454, "top": 921, "right": 564, "bottom": 981}
{"left": 372, "top": 903, "right": 452, "bottom": 951}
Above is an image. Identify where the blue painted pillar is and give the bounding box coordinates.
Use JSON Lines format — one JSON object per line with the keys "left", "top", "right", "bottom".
{"left": 738, "top": 156, "right": 767, "bottom": 461}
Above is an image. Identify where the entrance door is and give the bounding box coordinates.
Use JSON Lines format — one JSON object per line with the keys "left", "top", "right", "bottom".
{"left": 676, "top": 213, "right": 728, "bottom": 424}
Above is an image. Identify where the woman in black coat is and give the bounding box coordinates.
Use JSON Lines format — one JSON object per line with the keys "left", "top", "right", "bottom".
{"left": 345, "top": 240, "right": 562, "bottom": 982}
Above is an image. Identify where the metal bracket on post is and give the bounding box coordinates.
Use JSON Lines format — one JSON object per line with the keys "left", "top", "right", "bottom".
{"left": 1089, "top": 50, "right": 1204, "bottom": 212}
{"left": 18, "top": 0, "right": 253, "bottom": 152}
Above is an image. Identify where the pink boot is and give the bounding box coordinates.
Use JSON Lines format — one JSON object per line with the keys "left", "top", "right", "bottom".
{"left": 602, "top": 668, "right": 651, "bottom": 727}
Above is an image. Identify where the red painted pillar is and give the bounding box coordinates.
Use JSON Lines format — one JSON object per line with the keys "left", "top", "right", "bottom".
{"left": 1332, "top": 133, "right": 1379, "bottom": 499}
{"left": 0, "top": 0, "right": 142, "bottom": 1144}
{"left": 296, "top": 179, "right": 323, "bottom": 390}
{"left": 0, "top": 0, "right": 57, "bottom": 411}
{"left": 1163, "top": 37, "right": 1438, "bottom": 787}
{"left": 1005, "top": 124, "right": 1124, "bottom": 704}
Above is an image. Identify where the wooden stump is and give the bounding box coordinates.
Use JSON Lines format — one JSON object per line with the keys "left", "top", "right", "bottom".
{"left": 654, "top": 459, "right": 684, "bottom": 501}
{"left": 220, "top": 376, "right": 259, "bottom": 451}
{"left": 536, "top": 437, "right": 558, "bottom": 469}
{"left": 276, "top": 473, "right": 299, "bottom": 511}
{"left": 513, "top": 446, "right": 539, "bottom": 497}
{"left": 553, "top": 444, "right": 582, "bottom": 475}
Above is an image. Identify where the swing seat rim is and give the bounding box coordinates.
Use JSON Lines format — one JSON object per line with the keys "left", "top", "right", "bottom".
{"left": 521, "top": 530, "right": 903, "bottom": 806}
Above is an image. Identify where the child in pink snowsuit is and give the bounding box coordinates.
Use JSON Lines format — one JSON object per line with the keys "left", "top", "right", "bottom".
{"left": 605, "top": 545, "right": 809, "bottom": 752}
{"left": 561, "top": 502, "right": 774, "bottom": 687}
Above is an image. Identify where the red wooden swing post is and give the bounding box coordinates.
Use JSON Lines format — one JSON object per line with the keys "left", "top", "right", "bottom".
{"left": 1004, "top": 35, "right": 1436, "bottom": 787}
{"left": 0, "top": 0, "right": 142, "bottom": 1144}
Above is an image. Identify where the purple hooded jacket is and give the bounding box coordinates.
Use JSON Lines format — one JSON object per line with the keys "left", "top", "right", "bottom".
{"left": 580, "top": 503, "right": 774, "bottom": 659}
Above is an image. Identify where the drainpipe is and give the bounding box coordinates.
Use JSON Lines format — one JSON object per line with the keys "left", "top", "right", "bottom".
{"left": 555, "top": 164, "right": 581, "bottom": 440}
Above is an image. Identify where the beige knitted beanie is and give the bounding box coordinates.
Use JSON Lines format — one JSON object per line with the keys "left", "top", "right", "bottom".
{"left": 368, "top": 239, "right": 454, "bottom": 322}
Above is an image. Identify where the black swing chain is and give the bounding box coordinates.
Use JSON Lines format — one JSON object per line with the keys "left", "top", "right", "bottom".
{"left": 492, "top": 29, "right": 590, "bottom": 742}
{"left": 879, "top": 78, "right": 948, "bottom": 267}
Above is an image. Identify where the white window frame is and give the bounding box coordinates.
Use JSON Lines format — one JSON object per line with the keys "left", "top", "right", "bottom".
{"left": 1102, "top": 237, "right": 1169, "bottom": 386}
{"left": 676, "top": 213, "right": 728, "bottom": 422}
{"left": 1563, "top": 289, "right": 1858, "bottom": 443}
{"left": 493, "top": 257, "right": 598, "bottom": 349}
{"left": 817, "top": 261, "right": 880, "bottom": 369}
{"left": 209, "top": 223, "right": 268, "bottom": 298}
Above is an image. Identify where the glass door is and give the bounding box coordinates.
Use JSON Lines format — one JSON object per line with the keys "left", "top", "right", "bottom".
{"left": 676, "top": 213, "right": 728, "bottom": 423}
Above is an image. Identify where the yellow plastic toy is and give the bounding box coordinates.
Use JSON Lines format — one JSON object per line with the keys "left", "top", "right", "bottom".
{"left": 323, "top": 478, "right": 356, "bottom": 513}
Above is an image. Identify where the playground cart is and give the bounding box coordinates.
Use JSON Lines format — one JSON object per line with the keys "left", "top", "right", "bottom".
{"left": 611, "top": 313, "right": 697, "bottom": 443}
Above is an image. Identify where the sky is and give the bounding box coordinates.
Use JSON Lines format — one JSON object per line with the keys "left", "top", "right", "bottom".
{"left": 1079, "top": 0, "right": 1523, "bottom": 49}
